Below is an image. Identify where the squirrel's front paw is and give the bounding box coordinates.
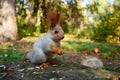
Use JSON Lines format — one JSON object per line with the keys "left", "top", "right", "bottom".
{"left": 57, "top": 49, "right": 64, "bottom": 55}
{"left": 49, "top": 44, "right": 64, "bottom": 55}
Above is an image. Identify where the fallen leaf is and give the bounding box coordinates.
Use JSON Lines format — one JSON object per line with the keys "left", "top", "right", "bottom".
{"left": 94, "top": 48, "right": 99, "bottom": 54}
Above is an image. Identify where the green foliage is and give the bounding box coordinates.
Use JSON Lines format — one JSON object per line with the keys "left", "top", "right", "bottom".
{"left": 89, "top": 1, "right": 120, "bottom": 43}
{"left": 16, "top": 0, "right": 40, "bottom": 38}
{"left": 104, "top": 65, "right": 115, "bottom": 71}
{"left": 0, "top": 46, "right": 24, "bottom": 61}
{"left": 17, "top": 15, "right": 40, "bottom": 38}
{"left": 62, "top": 22, "right": 69, "bottom": 33}
{"left": 102, "top": 52, "right": 118, "bottom": 60}
{"left": 91, "top": 24, "right": 114, "bottom": 42}
{"left": 76, "top": 28, "right": 93, "bottom": 39}
{"left": 91, "top": 11, "right": 120, "bottom": 43}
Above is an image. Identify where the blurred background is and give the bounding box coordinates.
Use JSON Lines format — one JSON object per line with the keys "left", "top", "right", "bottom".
{"left": 0, "top": 0, "right": 120, "bottom": 43}
{"left": 15, "top": 0, "right": 120, "bottom": 43}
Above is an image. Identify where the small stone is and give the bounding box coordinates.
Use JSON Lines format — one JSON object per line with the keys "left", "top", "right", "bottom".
{"left": 33, "top": 72, "right": 39, "bottom": 74}
{"left": 0, "top": 65, "right": 6, "bottom": 70}
{"left": 39, "top": 66, "right": 44, "bottom": 69}
{"left": 69, "top": 69, "right": 72, "bottom": 71}
{"left": 57, "top": 70, "right": 61, "bottom": 74}
{"left": 16, "top": 64, "right": 20, "bottom": 67}
{"left": 59, "top": 78, "right": 63, "bottom": 80}
{"left": 27, "top": 67, "right": 34, "bottom": 70}
{"left": 81, "top": 56, "right": 103, "bottom": 68}
{"left": 49, "top": 78, "right": 57, "bottom": 80}
{"left": 18, "top": 69, "right": 24, "bottom": 72}
{"left": 21, "top": 74, "right": 24, "bottom": 78}
{"left": 52, "top": 71, "right": 56, "bottom": 73}
{"left": 52, "top": 65, "right": 58, "bottom": 67}
{"left": 35, "top": 66, "right": 40, "bottom": 69}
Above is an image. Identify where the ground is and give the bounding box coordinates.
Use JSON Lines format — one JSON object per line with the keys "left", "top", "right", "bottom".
{"left": 0, "top": 52, "right": 120, "bottom": 80}
{"left": 0, "top": 37, "right": 120, "bottom": 80}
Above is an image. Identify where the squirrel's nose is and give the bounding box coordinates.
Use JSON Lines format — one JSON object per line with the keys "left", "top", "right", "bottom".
{"left": 61, "top": 36, "right": 64, "bottom": 39}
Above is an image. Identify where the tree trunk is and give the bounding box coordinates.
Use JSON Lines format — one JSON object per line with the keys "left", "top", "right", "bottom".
{"left": 0, "top": 0, "right": 17, "bottom": 43}
{"left": 40, "top": 0, "right": 46, "bottom": 33}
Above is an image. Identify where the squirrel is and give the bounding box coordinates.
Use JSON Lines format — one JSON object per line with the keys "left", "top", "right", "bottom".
{"left": 25, "top": 9, "right": 64, "bottom": 68}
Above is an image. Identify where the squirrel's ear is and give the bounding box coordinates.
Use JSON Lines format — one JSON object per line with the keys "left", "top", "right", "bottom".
{"left": 58, "top": 14, "right": 64, "bottom": 26}
{"left": 47, "top": 9, "right": 56, "bottom": 29}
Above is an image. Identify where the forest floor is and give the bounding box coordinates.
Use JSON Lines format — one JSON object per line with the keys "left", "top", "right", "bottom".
{"left": 0, "top": 36, "right": 120, "bottom": 80}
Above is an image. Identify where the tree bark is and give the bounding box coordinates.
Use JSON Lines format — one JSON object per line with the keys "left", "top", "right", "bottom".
{"left": 0, "top": 0, "right": 17, "bottom": 43}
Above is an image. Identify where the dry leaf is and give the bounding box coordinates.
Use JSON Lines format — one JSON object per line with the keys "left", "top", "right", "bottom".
{"left": 94, "top": 48, "right": 99, "bottom": 54}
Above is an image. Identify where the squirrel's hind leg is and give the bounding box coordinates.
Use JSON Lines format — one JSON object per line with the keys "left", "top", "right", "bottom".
{"left": 30, "top": 48, "right": 47, "bottom": 64}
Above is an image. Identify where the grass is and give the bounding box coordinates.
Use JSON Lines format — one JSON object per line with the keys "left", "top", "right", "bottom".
{"left": 62, "top": 40, "right": 120, "bottom": 59}
{"left": 62, "top": 34, "right": 120, "bottom": 59}
{"left": 62, "top": 40, "right": 120, "bottom": 52}
{"left": 0, "top": 46, "right": 24, "bottom": 61}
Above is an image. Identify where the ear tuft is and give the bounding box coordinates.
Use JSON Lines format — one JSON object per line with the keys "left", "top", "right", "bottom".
{"left": 58, "top": 14, "right": 64, "bottom": 26}
{"left": 47, "top": 9, "right": 56, "bottom": 29}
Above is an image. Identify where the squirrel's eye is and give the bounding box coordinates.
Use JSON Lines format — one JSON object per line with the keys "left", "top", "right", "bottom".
{"left": 55, "top": 31, "right": 58, "bottom": 34}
